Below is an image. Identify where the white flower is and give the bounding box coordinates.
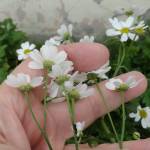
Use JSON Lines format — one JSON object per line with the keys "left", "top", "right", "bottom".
{"left": 80, "top": 35, "right": 95, "bottom": 43}
{"left": 5, "top": 73, "right": 43, "bottom": 91}
{"left": 49, "top": 61, "right": 73, "bottom": 79}
{"left": 76, "top": 121, "right": 85, "bottom": 137}
{"left": 17, "top": 41, "right": 36, "bottom": 60}
{"left": 106, "top": 16, "right": 138, "bottom": 42}
{"left": 29, "top": 45, "right": 67, "bottom": 70}
{"left": 131, "top": 20, "right": 148, "bottom": 35}
{"left": 57, "top": 24, "right": 73, "bottom": 40}
{"left": 48, "top": 61, "right": 73, "bottom": 100}
{"left": 129, "top": 106, "right": 150, "bottom": 129}
{"left": 64, "top": 81, "right": 94, "bottom": 99}
{"left": 45, "top": 37, "right": 61, "bottom": 46}
{"left": 89, "top": 61, "right": 111, "bottom": 79}
{"left": 114, "top": 5, "right": 148, "bottom": 18}
{"left": 105, "top": 76, "right": 141, "bottom": 91}
{"left": 70, "top": 71, "right": 87, "bottom": 83}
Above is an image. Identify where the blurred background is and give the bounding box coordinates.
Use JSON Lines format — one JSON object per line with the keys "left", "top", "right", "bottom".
{"left": 0, "top": 0, "right": 149, "bottom": 40}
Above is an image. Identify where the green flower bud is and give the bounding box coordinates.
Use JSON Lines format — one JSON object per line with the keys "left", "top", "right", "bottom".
{"left": 19, "top": 84, "right": 32, "bottom": 92}
{"left": 125, "top": 10, "right": 134, "bottom": 17}
{"left": 133, "top": 132, "right": 141, "bottom": 140}
{"left": 55, "top": 75, "right": 70, "bottom": 85}
{"left": 68, "top": 89, "right": 80, "bottom": 100}
{"left": 43, "top": 60, "right": 54, "bottom": 71}
{"left": 117, "top": 84, "right": 129, "bottom": 92}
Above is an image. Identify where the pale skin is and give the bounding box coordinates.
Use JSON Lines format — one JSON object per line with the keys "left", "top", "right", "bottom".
{"left": 0, "top": 43, "right": 149, "bottom": 150}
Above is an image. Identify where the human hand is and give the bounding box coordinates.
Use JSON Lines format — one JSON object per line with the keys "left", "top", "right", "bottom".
{"left": 0, "top": 43, "right": 148, "bottom": 150}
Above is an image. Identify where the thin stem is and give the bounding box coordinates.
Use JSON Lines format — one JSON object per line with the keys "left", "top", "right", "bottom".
{"left": 62, "top": 86, "right": 79, "bottom": 150}
{"left": 120, "top": 91, "right": 126, "bottom": 149}
{"left": 43, "top": 72, "right": 49, "bottom": 131}
{"left": 24, "top": 92, "right": 52, "bottom": 150}
{"left": 113, "top": 43, "right": 126, "bottom": 77}
{"left": 96, "top": 84, "right": 121, "bottom": 148}
{"left": 100, "top": 117, "right": 115, "bottom": 143}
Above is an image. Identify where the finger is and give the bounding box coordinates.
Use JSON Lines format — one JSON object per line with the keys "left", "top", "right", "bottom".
{"left": 64, "top": 138, "right": 150, "bottom": 150}
{"left": 59, "top": 43, "right": 109, "bottom": 72}
{"left": 49, "top": 71, "right": 147, "bottom": 135}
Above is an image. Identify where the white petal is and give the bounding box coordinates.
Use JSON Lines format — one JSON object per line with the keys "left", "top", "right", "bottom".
{"left": 121, "top": 33, "right": 128, "bottom": 42}
{"left": 106, "top": 29, "right": 121, "bottom": 36}
{"left": 48, "top": 81, "right": 60, "bottom": 98}
{"left": 50, "top": 64, "right": 62, "bottom": 78}
{"left": 68, "top": 24, "right": 73, "bottom": 36}
{"left": 17, "top": 73, "right": 29, "bottom": 85}
{"left": 126, "top": 16, "right": 135, "bottom": 27}
{"left": 51, "top": 97, "right": 65, "bottom": 103}
{"left": 31, "top": 77, "right": 43, "bottom": 87}
{"left": 134, "top": 115, "right": 141, "bottom": 122}
{"left": 29, "top": 50, "right": 43, "bottom": 64}
{"left": 5, "top": 74, "right": 19, "bottom": 87}
{"left": 17, "top": 49, "right": 23, "bottom": 54}
{"left": 76, "top": 121, "right": 85, "bottom": 131}
{"left": 18, "top": 54, "right": 24, "bottom": 60}
{"left": 128, "top": 33, "right": 136, "bottom": 40}
{"left": 77, "top": 84, "right": 94, "bottom": 98}
{"left": 28, "top": 61, "right": 43, "bottom": 69}
{"left": 54, "top": 51, "right": 67, "bottom": 64}
{"left": 109, "top": 18, "right": 122, "bottom": 30}
{"left": 64, "top": 81, "right": 74, "bottom": 90}
{"left": 129, "top": 112, "right": 136, "bottom": 118}
{"left": 141, "top": 119, "right": 148, "bottom": 129}
{"left": 57, "top": 24, "right": 67, "bottom": 36}
{"left": 41, "top": 45, "right": 58, "bottom": 60}
{"left": 29, "top": 44, "right": 36, "bottom": 50}
{"left": 105, "top": 81, "right": 116, "bottom": 90}
{"left": 21, "top": 41, "right": 29, "bottom": 49}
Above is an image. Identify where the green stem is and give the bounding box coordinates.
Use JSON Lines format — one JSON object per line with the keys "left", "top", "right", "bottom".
{"left": 24, "top": 92, "right": 52, "bottom": 150}
{"left": 100, "top": 117, "right": 115, "bottom": 143}
{"left": 43, "top": 72, "right": 49, "bottom": 131}
{"left": 113, "top": 43, "right": 126, "bottom": 77}
{"left": 120, "top": 91, "right": 126, "bottom": 149}
{"left": 62, "top": 86, "right": 79, "bottom": 150}
{"left": 96, "top": 84, "right": 121, "bottom": 148}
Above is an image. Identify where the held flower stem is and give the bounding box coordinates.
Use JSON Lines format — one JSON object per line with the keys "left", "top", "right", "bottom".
{"left": 96, "top": 84, "right": 121, "bottom": 148}
{"left": 23, "top": 92, "right": 53, "bottom": 150}
{"left": 62, "top": 85, "right": 79, "bottom": 150}
{"left": 43, "top": 71, "right": 49, "bottom": 131}
{"left": 113, "top": 43, "right": 126, "bottom": 77}
{"left": 120, "top": 91, "right": 126, "bottom": 149}
{"left": 100, "top": 117, "right": 115, "bottom": 143}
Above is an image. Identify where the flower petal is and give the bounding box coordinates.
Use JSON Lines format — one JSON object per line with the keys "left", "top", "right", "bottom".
{"left": 106, "top": 29, "right": 121, "bottom": 36}
{"left": 121, "top": 33, "right": 128, "bottom": 42}
{"left": 31, "top": 77, "right": 43, "bottom": 87}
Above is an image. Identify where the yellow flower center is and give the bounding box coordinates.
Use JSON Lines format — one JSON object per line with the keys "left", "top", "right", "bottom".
{"left": 120, "top": 28, "right": 129, "bottom": 33}
{"left": 139, "top": 109, "right": 147, "bottom": 118}
{"left": 24, "top": 49, "right": 32, "bottom": 54}
{"left": 135, "top": 28, "right": 144, "bottom": 35}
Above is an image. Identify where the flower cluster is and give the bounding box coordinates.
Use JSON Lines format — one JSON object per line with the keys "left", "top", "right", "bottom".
{"left": 106, "top": 16, "right": 148, "bottom": 42}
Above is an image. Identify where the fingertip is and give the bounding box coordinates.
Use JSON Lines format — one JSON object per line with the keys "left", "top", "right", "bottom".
{"left": 124, "top": 71, "right": 148, "bottom": 100}
{"left": 59, "top": 43, "right": 110, "bottom": 72}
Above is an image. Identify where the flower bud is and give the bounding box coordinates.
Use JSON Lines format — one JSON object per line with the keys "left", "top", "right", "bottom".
{"left": 133, "top": 132, "right": 140, "bottom": 140}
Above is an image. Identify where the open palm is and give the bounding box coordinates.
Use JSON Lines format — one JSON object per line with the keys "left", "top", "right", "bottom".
{"left": 0, "top": 43, "right": 148, "bottom": 150}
